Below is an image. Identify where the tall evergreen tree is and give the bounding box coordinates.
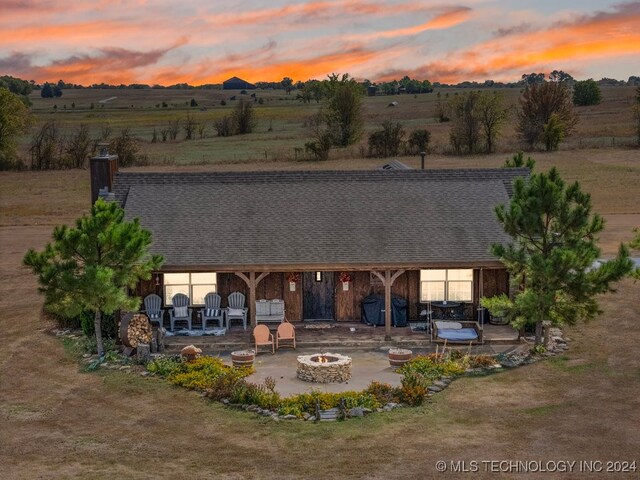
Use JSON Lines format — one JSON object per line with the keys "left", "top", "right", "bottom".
{"left": 492, "top": 165, "right": 632, "bottom": 345}
{"left": 24, "top": 200, "right": 163, "bottom": 357}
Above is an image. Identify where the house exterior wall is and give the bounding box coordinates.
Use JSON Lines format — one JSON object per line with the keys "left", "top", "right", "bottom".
{"left": 136, "top": 268, "right": 509, "bottom": 322}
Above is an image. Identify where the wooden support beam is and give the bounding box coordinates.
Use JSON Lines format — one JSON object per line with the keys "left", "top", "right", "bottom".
{"left": 234, "top": 271, "right": 270, "bottom": 327}
{"left": 384, "top": 270, "right": 392, "bottom": 340}
{"left": 371, "top": 269, "right": 405, "bottom": 341}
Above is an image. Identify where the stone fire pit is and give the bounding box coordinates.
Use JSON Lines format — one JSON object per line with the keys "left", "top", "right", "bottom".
{"left": 297, "top": 353, "right": 352, "bottom": 383}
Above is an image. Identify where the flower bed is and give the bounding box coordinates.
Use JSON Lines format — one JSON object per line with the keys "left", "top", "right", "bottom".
{"left": 145, "top": 351, "right": 507, "bottom": 421}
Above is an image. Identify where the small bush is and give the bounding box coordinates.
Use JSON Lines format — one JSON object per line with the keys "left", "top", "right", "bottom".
{"left": 83, "top": 336, "right": 117, "bottom": 355}
{"left": 407, "top": 129, "right": 431, "bottom": 155}
{"left": 304, "top": 131, "right": 332, "bottom": 161}
{"left": 469, "top": 355, "right": 497, "bottom": 368}
{"left": 109, "top": 129, "right": 147, "bottom": 166}
{"left": 365, "top": 381, "right": 401, "bottom": 404}
{"left": 214, "top": 115, "right": 235, "bottom": 137}
{"left": 368, "top": 121, "right": 405, "bottom": 157}
{"left": 229, "top": 381, "right": 281, "bottom": 410}
{"left": 168, "top": 356, "right": 252, "bottom": 391}
{"left": 147, "top": 355, "right": 183, "bottom": 376}
{"left": 542, "top": 113, "right": 564, "bottom": 151}
{"left": 399, "top": 355, "right": 466, "bottom": 380}
{"left": 77, "top": 310, "right": 117, "bottom": 339}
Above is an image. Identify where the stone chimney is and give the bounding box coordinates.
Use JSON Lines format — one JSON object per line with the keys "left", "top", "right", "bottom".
{"left": 90, "top": 143, "right": 119, "bottom": 204}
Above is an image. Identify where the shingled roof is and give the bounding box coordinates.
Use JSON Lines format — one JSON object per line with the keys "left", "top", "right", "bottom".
{"left": 114, "top": 169, "right": 528, "bottom": 271}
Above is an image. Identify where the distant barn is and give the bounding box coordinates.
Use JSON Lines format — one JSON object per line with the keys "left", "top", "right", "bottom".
{"left": 222, "top": 76, "right": 256, "bottom": 90}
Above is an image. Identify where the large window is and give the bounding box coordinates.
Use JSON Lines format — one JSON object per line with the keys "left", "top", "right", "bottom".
{"left": 164, "top": 272, "right": 217, "bottom": 305}
{"left": 420, "top": 269, "right": 473, "bottom": 302}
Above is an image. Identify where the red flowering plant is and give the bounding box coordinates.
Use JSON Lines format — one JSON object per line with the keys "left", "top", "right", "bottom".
{"left": 339, "top": 272, "right": 352, "bottom": 283}
{"left": 286, "top": 273, "right": 301, "bottom": 283}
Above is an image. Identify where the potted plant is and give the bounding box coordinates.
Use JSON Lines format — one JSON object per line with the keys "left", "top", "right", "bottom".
{"left": 480, "top": 294, "right": 511, "bottom": 325}
{"left": 339, "top": 272, "right": 352, "bottom": 291}
{"left": 286, "top": 273, "right": 300, "bottom": 291}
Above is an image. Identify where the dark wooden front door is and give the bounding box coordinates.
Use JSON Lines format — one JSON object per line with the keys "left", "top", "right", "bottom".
{"left": 303, "top": 272, "right": 335, "bottom": 320}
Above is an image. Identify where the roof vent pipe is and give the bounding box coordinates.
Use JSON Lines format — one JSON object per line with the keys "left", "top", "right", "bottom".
{"left": 420, "top": 151, "right": 426, "bottom": 170}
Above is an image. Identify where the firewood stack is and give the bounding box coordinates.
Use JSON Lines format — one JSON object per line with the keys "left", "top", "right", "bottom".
{"left": 119, "top": 313, "right": 153, "bottom": 355}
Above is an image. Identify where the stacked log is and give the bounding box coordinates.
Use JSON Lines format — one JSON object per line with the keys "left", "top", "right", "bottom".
{"left": 119, "top": 313, "right": 153, "bottom": 350}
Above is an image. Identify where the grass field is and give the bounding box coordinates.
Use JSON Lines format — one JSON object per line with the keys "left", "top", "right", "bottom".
{"left": 1, "top": 146, "right": 639, "bottom": 478}
{"left": 17, "top": 85, "right": 639, "bottom": 166}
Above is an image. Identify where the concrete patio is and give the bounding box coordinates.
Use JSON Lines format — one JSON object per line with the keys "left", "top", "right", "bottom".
{"left": 212, "top": 342, "right": 525, "bottom": 396}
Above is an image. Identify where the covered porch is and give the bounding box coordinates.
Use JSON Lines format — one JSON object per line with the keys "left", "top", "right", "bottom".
{"left": 163, "top": 321, "right": 520, "bottom": 354}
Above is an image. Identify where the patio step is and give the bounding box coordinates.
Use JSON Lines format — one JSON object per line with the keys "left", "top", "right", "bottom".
{"left": 163, "top": 336, "right": 519, "bottom": 354}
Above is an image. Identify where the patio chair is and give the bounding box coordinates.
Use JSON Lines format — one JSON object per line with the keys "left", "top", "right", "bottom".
{"left": 144, "top": 294, "right": 164, "bottom": 327}
{"left": 276, "top": 321, "right": 296, "bottom": 350}
{"left": 253, "top": 324, "right": 274, "bottom": 354}
{"left": 169, "top": 293, "right": 192, "bottom": 331}
{"left": 226, "top": 291, "right": 248, "bottom": 330}
{"left": 201, "top": 292, "right": 225, "bottom": 330}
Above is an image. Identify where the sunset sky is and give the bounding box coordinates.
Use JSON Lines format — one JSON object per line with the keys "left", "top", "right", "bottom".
{"left": 0, "top": 0, "right": 638, "bottom": 85}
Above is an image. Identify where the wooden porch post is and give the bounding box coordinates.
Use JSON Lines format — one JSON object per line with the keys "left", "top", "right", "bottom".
{"left": 234, "top": 271, "right": 270, "bottom": 327}
{"left": 371, "top": 269, "right": 406, "bottom": 341}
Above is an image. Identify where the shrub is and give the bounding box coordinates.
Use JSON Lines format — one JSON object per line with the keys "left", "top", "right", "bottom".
{"left": 407, "top": 129, "right": 431, "bottom": 155}
{"left": 232, "top": 99, "right": 256, "bottom": 134}
{"left": 398, "top": 379, "right": 427, "bottom": 406}
{"left": 168, "top": 356, "right": 252, "bottom": 391}
{"left": 276, "top": 390, "right": 381, "bottom": 417}
{"left": 109, "top": 129, "right": 147, "bottom": 166}
{"left": 469, "top": 355, "right": 497, "bottom": 368}
{"left": 367, "top": 121, "right": 405, "bottom": 157}
{"left": 147, "top": 355, "right": 183, "bottom": 376}
{"left": 304, "top": 131, "right": 332, "bottom": 161}
{"left": 399, "top": 355, "right": 466, "bottom": 380}
{"left": 542, "top": 113, "right": 564, "bottom": 151}
{"left": 572, "top": 79, "right": 601, "bottom": 106}
{"left": 214, "top": 115, "right": 235, "bottom": 137}
{"left": 365, "top": 381, "right": 401, "bottom": 404}
{"left": 79, "top": 310, "right": 117, "bottom": 339}
{"left": 229, "top": 381, "right": 281, "bottom": 410}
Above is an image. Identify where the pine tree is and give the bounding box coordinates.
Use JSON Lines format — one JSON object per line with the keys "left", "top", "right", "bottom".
{"left": 492, "top": 165, "right": 632, "bottom": 345}
{"left": 24, "top": 200, "right": 163, "bottom": 357}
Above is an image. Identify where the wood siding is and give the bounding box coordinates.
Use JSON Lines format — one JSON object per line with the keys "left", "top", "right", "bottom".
{"left": 135, "top": 267, "right": 509, "bottom": 322}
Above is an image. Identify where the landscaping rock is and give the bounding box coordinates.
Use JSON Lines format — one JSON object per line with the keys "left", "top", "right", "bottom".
{"left": 283, "top": 414, "right": 297, "bottom": 420}
{"left": 362, "top": 408, "right": 373, "bottom": 414}
{"left": 221, "top": 399, "right": 229, "bottom": 405}
{"left": 303, "top": 413, "right": 311, "bottom": 420}
{"left": 349, "top": 407, "right": 364, "bottom": 417}
{"left": 433, "top": 380, "right": 447, "bottom": 388}
{"left": 427, "top": 385, "right": 442, "bottom": 393}
{"left": 308, "top": 415, "right": 316, "bottom": 421}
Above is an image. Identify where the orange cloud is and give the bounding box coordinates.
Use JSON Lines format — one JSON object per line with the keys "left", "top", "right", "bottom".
{"left": 347, "top": 7, "right": 472, "bottom": 41}
{"left": 149, "top": 45, "right": 384, "bottom": 85}
{"left": 377, "top": 2, "right": 640, "bottom": 83}
{"left": 207, "top": 0, "right": 428, "bottom": 27}
{"left": 0, "top": 20, "right": 142, "bottom": 45}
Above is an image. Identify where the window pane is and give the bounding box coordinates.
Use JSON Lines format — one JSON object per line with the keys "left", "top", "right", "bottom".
{"left": 191, "top": 272, "right": 217, "bottom": 285}
{"left": 421, "top": 281, "right": 445, "bottom": 301}
{"left": 164, "top": 273, "right": 189, "bottom": 285}
{"left": 165, "top": 285, "right": 189, "bottom": 305}
{"left": 447, "top": 269, "right": 473, "bottom": 281}
{"left": 420, "top": 269, "right": 446, "bottom": 281}
{"left": 448, "top": 282, "right": 472, "bottom": 301}
{"left": 191, "top": 285, "right": 216, "bottom": 305}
